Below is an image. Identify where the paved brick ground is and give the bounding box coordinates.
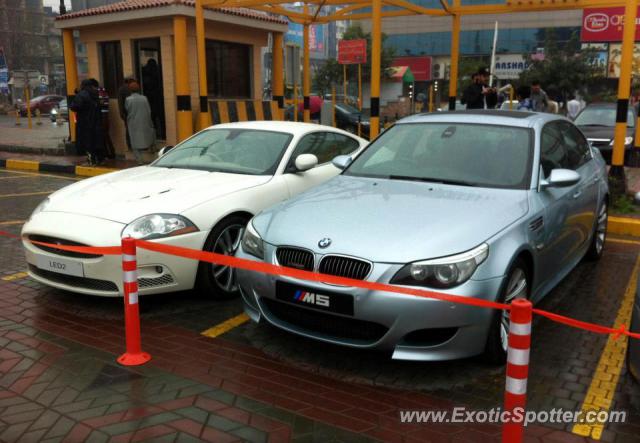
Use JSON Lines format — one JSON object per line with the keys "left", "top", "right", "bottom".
{"left": 0, "top": 170, "right": 639, "bottom": 442}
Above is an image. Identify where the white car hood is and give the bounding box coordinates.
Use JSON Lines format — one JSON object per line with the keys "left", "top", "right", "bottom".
{"left": 45, "top": 166, "right": 271, "bottom": 224}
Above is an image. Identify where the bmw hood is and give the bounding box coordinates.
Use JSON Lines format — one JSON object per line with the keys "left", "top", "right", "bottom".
{"left": 254, "top": 176, "right": 528, "bottom": 263}
{"left": 43, "top": 166, "right": 271, "bottom": 224}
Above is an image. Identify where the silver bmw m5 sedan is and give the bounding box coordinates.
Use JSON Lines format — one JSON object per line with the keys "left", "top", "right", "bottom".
{"left": 236, "top": 111, "right": 609, "bottom": 363}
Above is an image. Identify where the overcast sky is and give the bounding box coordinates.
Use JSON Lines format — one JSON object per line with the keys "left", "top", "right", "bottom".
{"left": 43, "top": 0, "right": 72, "bottom": 12}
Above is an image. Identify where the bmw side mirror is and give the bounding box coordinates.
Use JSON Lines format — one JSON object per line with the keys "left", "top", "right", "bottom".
{"left": 157, "top": 145, "right": 174, "bottom": 157}
{"left": 332, "top": 155, "right": 352, "bottom": 170}
{"left": 540, "top": 169, "right": 581, "bottom": 189}
{"left": 294, "top": 154, "right": 318, "bottom": 172}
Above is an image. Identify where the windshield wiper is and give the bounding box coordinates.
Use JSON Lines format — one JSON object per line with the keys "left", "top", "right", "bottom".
{"left": 388, "top": 175, "right": 476, "bottom": 186}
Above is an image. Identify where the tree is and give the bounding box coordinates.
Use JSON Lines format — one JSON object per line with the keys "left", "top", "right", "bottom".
{"left": 518, "top": 29, "right": 604, "bottom": 102}
{"left": 313, "top": 59, "right": 342, "bottom": 95}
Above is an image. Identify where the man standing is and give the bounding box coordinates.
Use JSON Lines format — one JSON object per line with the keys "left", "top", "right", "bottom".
{"left": 530, "top": 80, "right": 549, "bottom": 112}
{"left": 567, "top": 95, "right": 582, "bottom": 120}
{"left": 118, "top": 76, "right": 135, "bottom": 149}
{"left": 70, "top": 78, "right": 104, "bottom": 166}
{"left": 462, "top": 68, "right": 496, "bottom": 109}
{"left": 125, "top": 81, "right": 156, "bottom": 165}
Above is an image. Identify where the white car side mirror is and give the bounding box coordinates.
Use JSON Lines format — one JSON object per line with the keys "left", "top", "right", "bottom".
{"left": 332, "top": 155, "right": 352, "bottom": 170}
{"left": 294, "top": 154, "right": 318, "bottom": 172}
{"left": 540, "top": 169, "right": 581, "bottom": 189}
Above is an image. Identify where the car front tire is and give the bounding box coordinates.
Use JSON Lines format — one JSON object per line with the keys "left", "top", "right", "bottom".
{"left": 484, "top": 258, "right": 531, "bottom": 365}
{"left": 195, "top": 214, "right": 249, "bottom": 299}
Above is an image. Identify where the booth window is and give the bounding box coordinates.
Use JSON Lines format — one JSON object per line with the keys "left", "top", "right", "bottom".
{"left": 99, "top": 41, "right": 123, "bottom": 97}
{"left": 206, "top": 40, "right": 252, "bottom": 99}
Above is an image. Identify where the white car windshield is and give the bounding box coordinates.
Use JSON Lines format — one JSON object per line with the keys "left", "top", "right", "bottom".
{"left": 153, "top": 128, "right": 293, "bottom": 175}
{"left": 344, "top": 123, "right": 533, "bottom": 189}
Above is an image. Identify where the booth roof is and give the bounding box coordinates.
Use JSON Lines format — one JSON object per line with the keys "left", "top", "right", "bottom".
{"left": 55, "top": 0, "right": 288, "bottom": 24}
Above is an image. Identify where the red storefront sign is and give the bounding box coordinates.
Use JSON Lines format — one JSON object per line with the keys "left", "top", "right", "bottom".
{"left": 338, "top": 39, "right": 367, "bottom": 64}
{"left": 391, "top": 56, "right": 432, "bottom": 81}
{"left": 581, "top": 7, "right": 640, "bottom": 42}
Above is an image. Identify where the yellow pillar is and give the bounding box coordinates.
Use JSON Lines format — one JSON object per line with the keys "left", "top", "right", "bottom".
{"left": 611, "top": 0, "right": 638, "bottom": 181}
{"left": 303, "top": 9, "right": 311, "bottom": 123}
{"left": 174, "top": 16, "right": 193, "bottom": 142}
{"left": 272, "top": 32, "right": 285, "bottom": 120}
{"left": 370, "top": 0, "right": 382, "bottom": 137}
{"left": 62, "top": 29, "right": 78, "bottom": 143}
{"left": 448, "top": 0, "right": 460, "bottom": 111}
{"left": 195, "top": 0, "right": 211, "bottom": 130}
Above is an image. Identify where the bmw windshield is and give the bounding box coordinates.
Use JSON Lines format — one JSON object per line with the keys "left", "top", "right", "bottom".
{"left": 153, "top": 128, "right": 292, "bottom": 175}
{"left": 344, "top": 123, "right": 533, "bottom": 189}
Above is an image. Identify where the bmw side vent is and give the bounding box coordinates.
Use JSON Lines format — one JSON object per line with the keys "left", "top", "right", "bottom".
{"left": 529, "top": 216, "right": 544, "bottom": 232}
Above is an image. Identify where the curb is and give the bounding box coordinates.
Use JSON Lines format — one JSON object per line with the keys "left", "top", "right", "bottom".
{"left": 608, "top": 216, "right": 640, "bottom": 238}
{"left": 0, "top": 158, "right": 119, "bottom": 178}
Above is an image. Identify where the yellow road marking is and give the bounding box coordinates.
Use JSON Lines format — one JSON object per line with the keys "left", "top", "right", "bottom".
{"left": 0, "top": 191, "right": 52, "bottom": 199}
{"left": 608, "top": 216, "right": 640, "bottom": 238}
{"left": 572, "top": 253, "right": 640, "bottom": 439}
{"left": 0, "top": 220, "right": 25, "bottom": 225}
{"left": 6, "top": 159, "right": 39, "bottom": 171}
{"left": 2, "top": 272, "right": 28, "bottom": 282}
{"left": 0, "top": 169, "right": 80, "bottom": 181}
{"left": 0, "top": 175, "right": 37, "bottom": 180}
{"left": 201, "top": 313, "right": 250, "bottom": 338}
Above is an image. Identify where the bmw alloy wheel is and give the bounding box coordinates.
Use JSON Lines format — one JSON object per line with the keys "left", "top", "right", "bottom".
{"left": 499, "top": 268, "right": 528, "bottom": 352}
{"left": 595, "top": 202, "right": 608, "bottom": 255}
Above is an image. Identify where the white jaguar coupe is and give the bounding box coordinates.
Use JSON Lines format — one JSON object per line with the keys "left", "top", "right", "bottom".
{"left": 22, "top": 121, "right": 367, "bottom": 298}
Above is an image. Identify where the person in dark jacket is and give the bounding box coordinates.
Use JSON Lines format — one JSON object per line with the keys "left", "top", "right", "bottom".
{"left": 70, "top": 78, "right": 105, "bottom": 165}
{"left": 462, "top": 68, "right": 497, "bottom": 109}
{"left": 117, "top": 76, "right": 135, "bottom": 149}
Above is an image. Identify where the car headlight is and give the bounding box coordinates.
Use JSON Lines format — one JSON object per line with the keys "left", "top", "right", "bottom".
{"left": 390, "top": 243, "right": 489, "bottom": 289}
{"left": 30, "top": 197, "right": 50, "bottom": 218}
{"left": 240, "top": 221, "right": 264, "bottom": 259}
{"left": 51, "top": 109, "right": 58, "bottom": 115}
{"left": 610, "top": 137, "right": 634, "bottom": 146}
{"left": 121, "top": 214, "right": 198, "bottom": 240}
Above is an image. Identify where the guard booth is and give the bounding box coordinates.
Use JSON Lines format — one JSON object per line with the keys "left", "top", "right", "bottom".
{"left": 55, "top": 0, "right": 287, "bottom": 157}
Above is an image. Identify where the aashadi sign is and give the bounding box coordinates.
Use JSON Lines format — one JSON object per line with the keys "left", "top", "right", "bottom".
{"left": 581, "top": 7, "right": 640, "bottom": 42}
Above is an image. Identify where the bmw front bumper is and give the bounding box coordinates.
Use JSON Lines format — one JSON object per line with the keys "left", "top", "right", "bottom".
{"left": 236, "top": 246, "right": 505, "bottom": 361}
{"left": 22, "top": 211, "right": 207, "bottom": 297}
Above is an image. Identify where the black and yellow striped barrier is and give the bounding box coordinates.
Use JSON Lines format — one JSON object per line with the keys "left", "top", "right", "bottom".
{"left": 209, "top": 100, "right": 280, "bottom": 125}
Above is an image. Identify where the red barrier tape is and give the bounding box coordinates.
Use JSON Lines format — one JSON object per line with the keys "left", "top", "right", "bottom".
{"left": 4, "top": 232, "right": 640, "bottom": 341}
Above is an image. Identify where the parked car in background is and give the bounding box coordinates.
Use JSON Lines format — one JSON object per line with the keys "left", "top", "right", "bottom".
{"left": 629, "top": 276, "right": 640, "bottom": 381}
{"left": 22, "top": 122, "right": 367, "bottom": 299}
{"left": 50, "top": 99, "right": 68, "bottom": 122}
{"left": 574, "top": 103, "right": 636, "bottom": 163}
{"left": 19, "top": 95, "right": 64, "bottom": 116}
{"left": 334, "top": 103, "right": 370, "bottom": 138}
{"left": 237, "top": 111, "right": 609, "bottom": 363}
{"left": 323, "top": 94, "right": 360, "bottom": 108}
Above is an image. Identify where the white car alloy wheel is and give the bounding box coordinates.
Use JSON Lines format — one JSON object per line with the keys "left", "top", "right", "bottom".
{"left": 197, "top": 215, "right": 250, "bottom": 298}
{"left": 211, "top": 223, "right": 245, "bottom": 292}
{"left": 586, "top": 200, "right": 608, "bottom": 261}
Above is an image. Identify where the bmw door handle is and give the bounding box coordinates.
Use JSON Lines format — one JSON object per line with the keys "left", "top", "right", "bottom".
{"left": 572, "top": 190, "right": 582, "bottom": 199}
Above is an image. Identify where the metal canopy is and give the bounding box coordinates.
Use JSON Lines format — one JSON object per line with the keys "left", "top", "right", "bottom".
{"left": 200, "top": 0, "right": 628, "bottom": 24}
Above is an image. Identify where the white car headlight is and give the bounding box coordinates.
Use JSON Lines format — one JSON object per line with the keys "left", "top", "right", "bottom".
{"left": 240, "top": 221, "right": 264, "bottom": 259}
{"left": 121, "top": 214, "right": 198, "bottom": 240}
{"left": 51, "top": 108, "right": 58, "bottom": 115}
{"left": 610, "top": 137, "right": 634, "bottom": 146}
{"left": 390, "top": 244, "right": 489, "bottom": 289}
{"left": 30, "top": 197, "right": 50, "bottom": 218}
